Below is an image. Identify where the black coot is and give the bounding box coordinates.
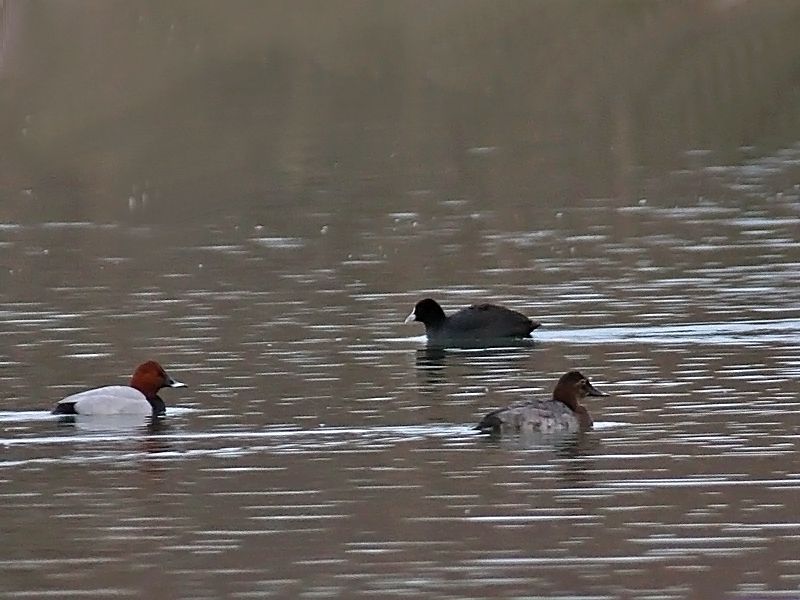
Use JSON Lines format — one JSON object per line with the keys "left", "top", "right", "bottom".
{"left": 404, "top": 298, "right": 539, "bottom": 342}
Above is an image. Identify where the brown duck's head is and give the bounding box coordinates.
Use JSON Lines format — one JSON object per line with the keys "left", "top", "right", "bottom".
{"left": 130, "top": 361, "right": 187, "bottom": 399}
{"left": 552, "top": 370, "right": 608, "bottom": 414}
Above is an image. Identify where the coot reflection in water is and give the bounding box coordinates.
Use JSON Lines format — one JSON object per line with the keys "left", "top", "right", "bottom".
{"left": 414, "top": 345, "right": 535, "bottom": 388}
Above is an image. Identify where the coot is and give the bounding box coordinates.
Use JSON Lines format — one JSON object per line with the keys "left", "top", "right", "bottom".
{"left": 52, "top": 361, "right": 187, "bottom": 416}
{"left": 404, "top": 298, "right": 539, "bottom": 342}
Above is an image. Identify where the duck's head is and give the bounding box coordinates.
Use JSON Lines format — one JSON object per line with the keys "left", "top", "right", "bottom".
{"left": 552, "top": 370, "right": 608, "bottom": 413}
{"left": 130, "top": 361, "right": 187, "bottom": 399}
{"left": 404, "top": 298, "right": 446, "bottom": 327}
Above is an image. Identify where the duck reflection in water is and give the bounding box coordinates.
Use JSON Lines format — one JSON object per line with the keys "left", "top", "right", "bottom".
{"left": 55, "top": 414, "right": 177, "bottom": 464}
{"left": 55, "top": 412, "right": 171, "bottom": 433}
{"left": 479, "top": 421, "right": 602, "bottom": 483}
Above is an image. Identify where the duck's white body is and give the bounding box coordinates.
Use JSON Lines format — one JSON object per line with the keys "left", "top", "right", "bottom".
{"left": 55, "top": 386, "right": 153, "bottom": 415}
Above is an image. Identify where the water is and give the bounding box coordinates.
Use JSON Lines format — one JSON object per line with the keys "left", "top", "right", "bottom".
{"left": 2, "top": 3, "right": 800, "bottom": 599}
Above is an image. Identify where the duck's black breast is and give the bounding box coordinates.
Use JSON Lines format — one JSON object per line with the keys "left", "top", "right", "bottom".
{"left": 438, "top": 303, "right": 537, "bottom": 339}
{"left": 52, "top": 401, "right": 78, "bottom": 415}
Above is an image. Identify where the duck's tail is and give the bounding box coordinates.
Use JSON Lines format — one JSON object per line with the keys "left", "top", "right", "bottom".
{"left": 52, "top": 402, "right": 77, "bottom": 415}
{"left": 474, "top": 410, "right": 503, "bottom": 433}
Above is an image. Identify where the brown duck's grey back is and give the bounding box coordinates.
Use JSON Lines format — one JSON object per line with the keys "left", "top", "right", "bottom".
{"left": 475, "top": 399, "right": 582, "bottom": 433}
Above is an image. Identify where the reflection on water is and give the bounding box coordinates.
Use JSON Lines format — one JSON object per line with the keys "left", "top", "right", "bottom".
{"left": 414, "top": 344, "right": 533, "bottom": 388}
{"left": 2, "top": 2, "right": 800, "bottom": 599}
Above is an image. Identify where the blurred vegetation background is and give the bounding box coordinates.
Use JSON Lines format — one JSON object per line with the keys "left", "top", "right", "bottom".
{"left": 2, "top": 1, "right": 800, "bottom": 221}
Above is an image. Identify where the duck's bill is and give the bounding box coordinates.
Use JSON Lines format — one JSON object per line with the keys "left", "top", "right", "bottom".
{"left": 586, "top": 382, "right": 608, "bottom": 397}
{"left": 403, "top": 310, "right": 417, "bottom": 324}
{"left": 166, "top": 376, "right": 187, "bottom": 388}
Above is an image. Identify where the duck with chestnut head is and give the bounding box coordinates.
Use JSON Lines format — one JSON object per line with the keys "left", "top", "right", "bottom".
{"left": 475, "top": 370, "right": 608, "bottom": 434}
{"left": 52, "top": 361, "right": 187, "bottom": 416}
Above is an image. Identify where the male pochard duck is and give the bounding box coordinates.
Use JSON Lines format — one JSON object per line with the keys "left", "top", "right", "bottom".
{"left": 404, "top": 298, "right": 540, "bottom": 342}
{"left": 475, "top": 370, "right": 608, "bottom": 434}
{"left": 52, "top": 361, "right": 187, "bottom": 416}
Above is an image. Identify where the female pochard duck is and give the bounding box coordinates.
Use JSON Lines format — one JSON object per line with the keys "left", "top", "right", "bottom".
{"left": 405, "top": 298, "right": 540, "bottom": 342}
{"left": 52, "top": 361, "right": 186, "bottom": 416}
{"left": 475, "top": 370, "right": 608, "bottom": 434}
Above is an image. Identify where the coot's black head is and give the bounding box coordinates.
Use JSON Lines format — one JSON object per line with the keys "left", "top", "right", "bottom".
{"left": 404, "top": 298, "right": 447, "bottom": 328}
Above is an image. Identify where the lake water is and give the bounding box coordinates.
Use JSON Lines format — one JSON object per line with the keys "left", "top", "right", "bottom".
{"left": 1, "top": 3, "right": 800, "bottom": 599}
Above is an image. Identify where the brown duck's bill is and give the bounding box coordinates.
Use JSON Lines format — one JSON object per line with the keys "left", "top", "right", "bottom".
{"left": 587, "top": 381, "right": 608, "bottom": 397}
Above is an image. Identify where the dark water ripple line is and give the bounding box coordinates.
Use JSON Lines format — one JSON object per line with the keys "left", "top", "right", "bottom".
{"left": 466, "top": 556, "right": 668, "bottom": 567}
{"left": 0, "top": 558, "right": 121, "bottom": 567}
{"left": 0, "top": 420, "right": 636, "bottom": 450}
{"left": 0, "top": 423, "right": 477, "bottom": 444}
{"left": 0, "top": 407, "right": 198, "bottom": 424}
{"left": 4, "top": 590, "right": 138, "bottom": 599}
{"left": 0, "top": 423, "right": 641, "bottom": 467}
{"left": 583, "top": 476, "right": 800, "bottom": 490}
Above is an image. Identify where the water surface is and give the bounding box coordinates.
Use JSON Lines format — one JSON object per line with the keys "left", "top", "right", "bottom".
{"left": 1, "top": 3, "right": 800, "bottom": 599}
